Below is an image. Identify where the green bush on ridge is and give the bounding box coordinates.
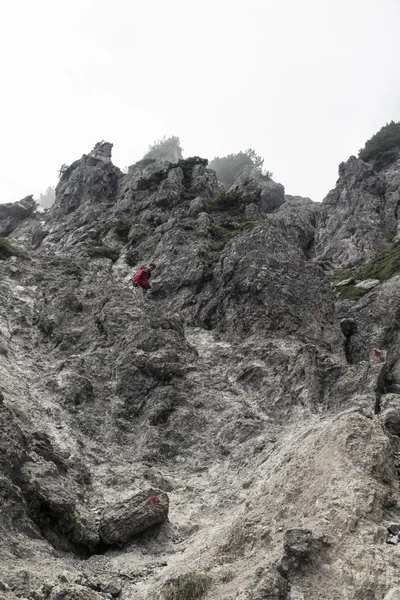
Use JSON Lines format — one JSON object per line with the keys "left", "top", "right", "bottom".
{"left": 0, "top": 237, "right": 19, "bottom": 260}
{"left": 359, "top": 121, "right": 400, "bottom": 171}
{"left": 162, "top": 573, "right": 212, "bottom": 600}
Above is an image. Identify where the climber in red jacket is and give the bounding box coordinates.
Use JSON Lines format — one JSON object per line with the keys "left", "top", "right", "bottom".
{"left": 133, "top": 263, "right": 156, "bottom": 298}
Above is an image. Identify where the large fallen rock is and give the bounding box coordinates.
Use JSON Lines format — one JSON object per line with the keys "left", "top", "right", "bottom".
{"left": 99, "top": 488, "right": 169, "bottom": 544}
{"left": 0, "top": 195, "right": 36, "bottom": 236}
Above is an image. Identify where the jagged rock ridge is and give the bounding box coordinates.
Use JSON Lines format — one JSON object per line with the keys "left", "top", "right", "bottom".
{"left": 1, "top": 142, "right": 400, "bottom": 599}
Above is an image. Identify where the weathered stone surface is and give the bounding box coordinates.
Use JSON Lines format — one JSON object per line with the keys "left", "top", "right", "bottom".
{"left": 0, "top": 196, "right": 36, "bottom": 236}
{"left": 384, "top": 588, "right": 400, "bottom": 600}
{"left": 315, "top": 155, "right": 391, "bottom": 269}
{"left": 230, "top": 167, "right": 285, "bottom": 213}
{"left": 52, "top": 141, "right": 122, "bottom": 216}
{"left": 355, "top": 278, "right": 380, "bottom": 290}
{"left": 99, "top": 488, "right": 169, "bottom": 544}
{"left": 335, "top": 277, "right": 355, "bottom": 287}
{"left": 340, "top": 318, "right": 357, "bottom": 337}
{"left": 3, "top": 140, "right": 400, "bottom": 599}
{"left": 49, "top": 584, "right": 105, "bottom": 600}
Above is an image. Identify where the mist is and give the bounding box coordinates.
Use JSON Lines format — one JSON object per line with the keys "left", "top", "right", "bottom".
{"left": 1, "top": 0, "right": 400, "bottom": 204}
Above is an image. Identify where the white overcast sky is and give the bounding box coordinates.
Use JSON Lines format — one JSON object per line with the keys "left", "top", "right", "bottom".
{"left": 1, "top": 0, "right": 400, "bottom": 204}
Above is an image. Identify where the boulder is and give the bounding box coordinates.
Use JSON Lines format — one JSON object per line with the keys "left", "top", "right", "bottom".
{"left": 52, "top": 141, "right": 121, "bottom": 216}
{"left": 335, "top": 278, "right": 355, "bottom": 287}
{"left": 230, "top": 167, "right": 285, "bottom": 214}
{"left": 49, "top": 584, "right": 105, "bottom": 600}
{"left": 315, "top": 155, "right": 391, "bottom": 269}
{"left": 0, "top": 196, "right": 36, "bottom": 236}
{"left": 340, "top": 318, "right": 357, "bottom": 338}
{"left": 380, "top": 408, "right": 400, "bottom": 436}
{"left": 384, "top": 588, "right": 400, "bottom": 600}
{"left": 355, "top": 279, "right": 380, "bottom": 290}
{"left": 99, "top": 488, "right": 169, "bottom": 544}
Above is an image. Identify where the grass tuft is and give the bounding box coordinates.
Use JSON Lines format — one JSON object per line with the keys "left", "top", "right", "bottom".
{"left": 162, "top": 573, "right": 212, "bottom": 600}
{"left": 0, "top": 237, "right": 19, "bottom": 260}
{"left": 87, "top": 245, "right": 120, "bottom": 262}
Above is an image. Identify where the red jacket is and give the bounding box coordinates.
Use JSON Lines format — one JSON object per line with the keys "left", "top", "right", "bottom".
{"left": 133, "top": 267, "right": 152, "bottom": 289}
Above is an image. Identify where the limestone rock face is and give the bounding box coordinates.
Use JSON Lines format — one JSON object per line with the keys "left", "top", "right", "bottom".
{"left": 231, "top": 167, "right": 286, "bottom": 213}
{"left": 99, "top": 488, "right": 169, "bottom": 544}
{"left": 52, "top": 141, "right": 122, "bottom": 217}
{"left": 315, "top": 155, "right": 391, "bottom": 269}
{"left": 2, "top": 142, "right": 400, "bottom": 599}
{"left": 0, "top": 195, "right": 36, "bottom": 236}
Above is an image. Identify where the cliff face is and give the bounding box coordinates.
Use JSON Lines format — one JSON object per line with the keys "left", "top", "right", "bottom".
{"left": 1, "top": 143, "right": 400, "bottom": 600}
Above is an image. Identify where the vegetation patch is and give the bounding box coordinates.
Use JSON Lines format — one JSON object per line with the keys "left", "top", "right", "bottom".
{"left": 209, "top": 148, "right": 271, "bottom": 187}
{"left": 358, "top": 242, "right": 400, "bottom": 281}
{"left": 181, "top": 221, "right": 195, "bottom": 231}
{"left": 176, "top": 156, "right": 208, "bottom": 188}
{"left": 143, "top": 136, "right": 183, "bottom": 161}
{"left": 87, "top": 245, "right": 120, "bottom": 262}
{"left": 137, "top": 169, "right": 169, "bottom": 190}
{"left": 125, "top": 248, "right": 139, "bottom": 267}
{"left": 0, "top": 237, "right": 19, "bottom": 260}
{"left": 136, "top": 156, "right": 208, "bottom": 195}
{"left": 336, "top": 243, "right": 400, "bottom": 299}
{"left": 162, "top": 573, "right": 212, "bottom": 600}
{"left": 201, "top": 220, "right": 253, "bottom": 283}
{"left": 111, "top": 219, "right": 132, "bottom": 239}
{"left": 210, "top": 191, "right": 258, "bottom": 214}
{"left": 336, "top": 286, "right": 368, "bottom": 301}
{"left": 359, "top": 121, "right": 400, "bottom": 171}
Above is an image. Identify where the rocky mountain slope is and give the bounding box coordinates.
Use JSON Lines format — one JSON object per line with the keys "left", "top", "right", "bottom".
{"left": 2, "top": 141, "right": 400, "bottom": 600}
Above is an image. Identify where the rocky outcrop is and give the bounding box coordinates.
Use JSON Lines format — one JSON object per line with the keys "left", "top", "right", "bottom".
{"left": 99, "top": 489, "right": 169, "bottom": 544}
{"left": 231, "top": 167, "right": 286, "bottom": 213}
{"left": 315, "top": 155, "right": 392, "bottom": 269}
{"left": 52, "top": 141, "right": 122, "bottom": 217}
{"left": 1, "top": 140, "right": 400, "bottom": 599}
{"left": 0, "top": 195, "right": 36, "bottom": 236}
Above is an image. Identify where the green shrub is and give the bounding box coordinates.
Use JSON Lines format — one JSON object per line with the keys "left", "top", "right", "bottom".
{"left": 210, "top": 191, "right": 257, "bottom": 213}
{"left": 87, "top": 245, "right": 120, "bottom": 262}
{"left": 373, "top": 150, "right": 399, "bottom": 172}
{"left": 136, "top": 156, "right": 208, "bottom": 195}
{"left": 176, "top": 156, "right": 208, "bottom": 186}
{"left": 125, "top": 248, "right": 139, "bottom": 267}
{"left": 359, "top": 121, "right": 400, "bottom": 169}
{"left": 209, "top": 149, "right": 271, "bottom": 187}
{"left": 137, "top": 169, "right": 169, "bottom": 190}
{"left": 181, "top": 221, "right": 195, "bottom": 231}
{"left": 337, "top": 243, "right": 400, "bottom": 299}
{"left": 113, "top": 219, "right": 132, "bottom": 239}
{"left": 143, "top": 136, "right": 183, "bottom": 161}
{"left": 357, "top": 242, "right": 400, "bottom": 281}
{"left": 162, "top": 573, "right": 212, "bottom": 600}
{"left": 337, "top": 285, "right": 368, "bottom": 301}
{"left": 0, "top": 237, "right": 18, "bottom": 260}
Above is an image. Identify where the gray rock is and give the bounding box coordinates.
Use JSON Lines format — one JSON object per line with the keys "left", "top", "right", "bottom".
{"left": 49, "top": 584, "right": 104, "bottom": 600}
{"left": 355, "top": 279, "right": 380, "bottom": 290}
{"left": 340, "top": 318, "right": 357, "bottom": 337}
{"left": 230, "top": 167, "right": 285, "bottom": 214}
{"left": 386, "top": 384, "right": 400, "bottom": 395}
{"left": 99, "top": 581, "right": 121, "bottom": 597}
{"left": 0, "top": 196, "right": 36, "bottom": 236}
{"left": 52, "top": 141, "right": 122, "bottom": 216}
{"left": 2, "top": 138, "right": 400, "bottom": 600}
{"left": 380, "top": 408, "right": 400, "bottom": 435}
{"left": 390, "top": 360, "right": 400, "bottom": 385}
{"left": 384, "top": 588, "right": 400, "bottom": 600}
{"left": 335, "top": 278, "right": 355, "bottom": 287}
{"left": 99, "top": 488, "right": 169, "bottom": 544}
{"left": 315, "top": 155, "right": 392, "bottom": 269}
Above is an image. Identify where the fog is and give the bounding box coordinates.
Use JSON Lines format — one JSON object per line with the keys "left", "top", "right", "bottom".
{"left": 1, "top": 0, "right": 400, "bottom": 204}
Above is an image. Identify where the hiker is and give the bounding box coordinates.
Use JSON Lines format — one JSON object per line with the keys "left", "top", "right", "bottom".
{"left": 133, "top": 263, "right": 156, "bottom": 300}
